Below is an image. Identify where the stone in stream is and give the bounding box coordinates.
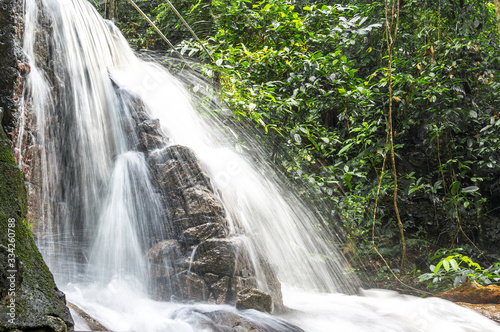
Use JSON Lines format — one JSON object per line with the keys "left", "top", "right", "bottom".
{"left": 236, "top": 288, "right": 273, "bottom": 313}
{"left": 195, "top": 310, "right": 305, "bottom": 332}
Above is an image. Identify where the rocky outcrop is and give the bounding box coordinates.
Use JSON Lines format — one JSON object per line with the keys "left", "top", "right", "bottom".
{"left": 434, "top": 280, "right": 500, "bottom": 304}
{"left": 0, "top": 0, "right": 73, "bottom": 330}
{"left": 0, "top": 130, "right": 74, "bottom": 331}
{"left": 434, "top": 280, "right": 500, "bottom": 324}
{"left": 140, "top": 141, "right": 285, "bottom": 312}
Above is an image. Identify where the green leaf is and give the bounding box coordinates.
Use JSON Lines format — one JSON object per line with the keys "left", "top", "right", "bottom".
{"left": 303, "top": 6, "right": 312, "bottom": 11}
{"left": 450, "top": 181, "right": 461, "bottom": 195}
{"left": 443, "top": 259, "right": 450, "bottom": 272}
{"left": 309, "top": 137, "right": 320, "bottom": 150}
{"left": 338, "top": 142, "right": 354, "bottom": 156}
{"left": 462, "top": 186, "right": 479, "bottom": 193}
{"left": 434, "top": 260, "right": 444, "bottom": 275}
{"left": 450, "top": 259, "right": 459, "bottom": 271}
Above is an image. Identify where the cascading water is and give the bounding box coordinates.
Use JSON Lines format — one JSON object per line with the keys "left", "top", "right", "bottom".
{"left": 17, "top": 0, "right": 500, "bottom": 331}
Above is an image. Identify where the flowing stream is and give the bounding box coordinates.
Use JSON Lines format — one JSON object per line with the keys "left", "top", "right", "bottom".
{"left": 17, "top": 0, "right": 500, "bottom": 331}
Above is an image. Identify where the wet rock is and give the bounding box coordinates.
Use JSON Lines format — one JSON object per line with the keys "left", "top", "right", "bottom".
{"left": 183, "top": 185, "right": 225, "bottom": 217}
{"left": 183, "top": 222, "right": 227, "bottom": 246}
{"left": 162, "top": 192, "right": 186, "bottom": 221}
{"left": 145, "top": 143, "right": 285, "bottom": 310}
{"left": 456, "top": 302, "right": 500, "bottom": 324}
{"left": 150, "top": 145, "right": 212, "bottom": 192}
{"left": 181, "top": 309, "right": 305, "bottom": 332}
{"left": 231, "top": 276, "right": 258, "bottom": 298}
{"left": 147, "top": 240, "right": 183, "bottom": 264}
{"left": 0, "top": 128, "right": 73, "bottom": 331}
{"left": 434, "top": 280, "right": 500, "bottom": 304}
{"left": 17, "top": 61, "right": 30, "bottom": 76}
{"left": 138, "top": 118, "right": 160, "bottom": 133}
{"left": 200, "top": 311, "right": 266, "bottom": 331}
{"left": 211, "top": 276, "right": 231, "bottom": 304}
{"left": 172, "top": 271, "right": 209, "bottom": 302}
{"left": 204, "top": 273, "right": 221, "bottom": 287}
{"left": 259, "top": 258, "right": 285, "bottom": 313}
{"left": 139, "top": 132, "right": 164, "bottom": 150}
{"left": 153, "top": 158, "right": 211, "bottom": 194}
{"left": 190, "top": 239, "right": 238, "bottom": 276}
{"left": 236, "top": 288, "right": 273, "bottom": 313}
{"left": 68, "top": 302, "right": 110, "bottom": 331}
{"left": 147, "top": 240, "right": 183, "bottom": 279}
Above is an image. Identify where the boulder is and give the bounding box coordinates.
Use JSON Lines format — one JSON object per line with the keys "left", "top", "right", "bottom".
{"left": 236, "top": 288, "right": 273, "bottom": 313}
{"left": 172, "top": 271, "right": 209, "bottom": 302}
{"left": 434, "top": 280, "right": 500, "bottom": 304}
{"left": 190, "top": 238, "right": 253, "bottom": 277}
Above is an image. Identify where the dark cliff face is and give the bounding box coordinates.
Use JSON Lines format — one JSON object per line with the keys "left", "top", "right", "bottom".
{"left": 0, "top": 0, "right": 73, "bottom": 331}
{"left": 0, "top": 0, "right": 25, "bottom": 131}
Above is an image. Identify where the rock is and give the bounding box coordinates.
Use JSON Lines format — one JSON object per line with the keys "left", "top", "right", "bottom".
{"left": 434, "top": 280, "right": 500, "bottom": 304}
{"left": 204, "top": 273, "right": 221, "bottom": 286}
{"left": 211, "top": 276, "right": 230, "bottom": 304}
{"left": 183, "top": 185, "right": 225, "bottom": 217}
{"left": 138, "top": 118, "right": 160, "bottom": 133}
{"left": 456, "top": 302, "right": 500, "bottom": 324}
{"left": 147, "top": 240, "right": 183, "bottom": 263}
{"left": 177, "top": 309, "right": 305, "bottom": 332}
{"left": 231, "top": 276, "right": 258, "bottom": 298}
{"left": 139, "top": 132, "right": 164, "bottom": 150}
{"left": 145, "top": 143, "right": 285, "bottom": 309}
{"left": 236, "top": 288, "right": 273, "bottom": 313}
{"left": 150, "top": 145, "right": 212, "bottom": 193}
{"left": 190, "top": 239, "right": 238, "bottom": 276}
{"left": 258, "top": 258, "right": 285, "bottom": 313}
{"left": 17, "top": 62, "right": 30, "bottom": 76}
{"left": 68, "top": 302, "right": 110, "bottom": 331}
{"left": 0, "top": 127, "right": 73, "bottom": 331}
{"left": 147, "top": 240, "right": 183, "bottom": 278}
{"left": 172, "top": 271, "right": 209, "bottom": 302}
{"left": 183, "top": 222, "right": 227, "bottom": 246}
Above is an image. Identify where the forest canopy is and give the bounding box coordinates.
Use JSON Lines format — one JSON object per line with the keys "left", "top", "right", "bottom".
{"left": 92, "top": 0, "right": 500, "bottom": 293}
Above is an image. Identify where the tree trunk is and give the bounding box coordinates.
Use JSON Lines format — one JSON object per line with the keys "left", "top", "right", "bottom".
{"left": 105, "top": 0, "right": 116, "bottom": 21}
{"left": 494, "top": 0, "right": 500, "bottom": 42}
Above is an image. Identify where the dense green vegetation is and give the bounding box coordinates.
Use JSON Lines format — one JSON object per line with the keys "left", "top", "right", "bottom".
{"left": 94, "top": 0, "right": 500, "bottom": 293}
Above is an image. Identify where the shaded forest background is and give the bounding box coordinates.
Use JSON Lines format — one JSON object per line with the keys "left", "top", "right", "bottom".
{"left": 90, "top": 0, "right": 500, "bottom": 294}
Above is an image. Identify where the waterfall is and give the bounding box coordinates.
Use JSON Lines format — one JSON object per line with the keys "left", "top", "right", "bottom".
{"left": 17, "top": 0, "right": 500, "bottom": 331}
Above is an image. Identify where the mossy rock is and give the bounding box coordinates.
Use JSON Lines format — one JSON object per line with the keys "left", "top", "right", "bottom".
{"left": 0, "top": 128, "right": 74, "bottom": 331}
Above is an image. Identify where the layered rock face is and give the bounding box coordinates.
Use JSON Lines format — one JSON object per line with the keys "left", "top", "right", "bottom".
{"left": 138, "top": 132, "right": 284, "bottom": 312}
{"left": 129, "top": 99, "right": 285, "bottom": 313}
{"left": 0, "top": 1, "right": 73, "bottom": 330}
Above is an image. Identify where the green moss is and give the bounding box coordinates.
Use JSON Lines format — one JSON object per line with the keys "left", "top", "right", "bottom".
{"left": 0, "top": 128, "right": 73, "bottom": 331}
